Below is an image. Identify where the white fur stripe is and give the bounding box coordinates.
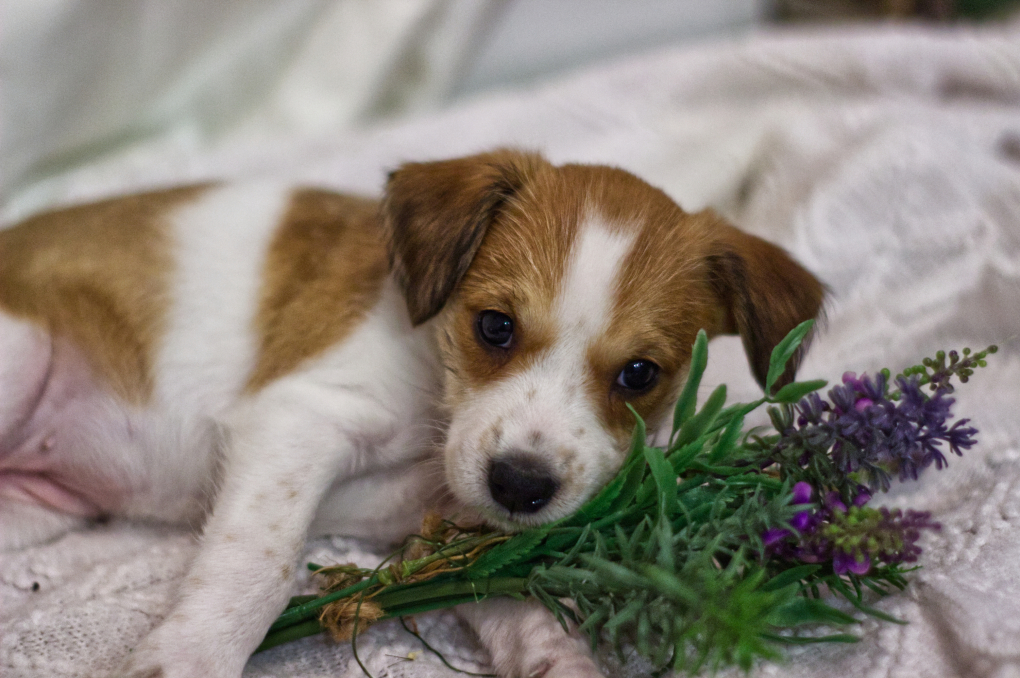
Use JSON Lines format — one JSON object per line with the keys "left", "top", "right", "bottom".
{"left": 555, "top": 217, "right": 635, "bottom": 340}
{"left": 154, "top": 183, "right": 292, "bottom": 412}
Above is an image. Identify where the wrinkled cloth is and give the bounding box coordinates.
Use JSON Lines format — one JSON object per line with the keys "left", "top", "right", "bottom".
{"left": 3, "top": 22, "right": 1020, "bottom": 678}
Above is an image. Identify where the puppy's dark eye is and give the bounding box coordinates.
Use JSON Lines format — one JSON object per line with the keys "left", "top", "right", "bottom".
{"left": 477, "top": 310, "right": 514, "bottom": 348}
{"left": 616, "top": 360, "right": 659, "bottom": 392}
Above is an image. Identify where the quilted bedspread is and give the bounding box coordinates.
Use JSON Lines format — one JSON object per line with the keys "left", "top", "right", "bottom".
{"left": 2, "top": 21, "right": 1020, "bottom": 678}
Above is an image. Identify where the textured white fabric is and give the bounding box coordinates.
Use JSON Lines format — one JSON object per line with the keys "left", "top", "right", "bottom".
{"left": 3, "top": 22, "right": 1020, "bottom": 678}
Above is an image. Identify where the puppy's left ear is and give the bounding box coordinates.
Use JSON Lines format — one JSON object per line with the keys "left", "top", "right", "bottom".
{"left": 383, "top": 150, "right": 545, "bottom": 325}
{"left": 705, "top": 213, "right": 826, "bottom": 390}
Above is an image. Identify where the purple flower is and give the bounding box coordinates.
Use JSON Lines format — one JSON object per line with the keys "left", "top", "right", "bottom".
{"left": 833, "top": 551, "right": 870, "bottom": 576}
{"left": 792, "top": 481, "right": 813, "bottom": 504}
{"left": 791, "top": 511, "right": 812, "bottom": 532}
{"left": 762, "top": 496, "right": 940, "bottom": 575}
{"left": 775, "top": 372, "right": 978, "bottom": 492}
{"left": 762, "top": 527, "right": 791, "bottom": 548}
{"left": 854, "top": 398, "right": 874, "bottom": 413}
{"left": 824, "top": 491, "right": 847, "bottom": 514}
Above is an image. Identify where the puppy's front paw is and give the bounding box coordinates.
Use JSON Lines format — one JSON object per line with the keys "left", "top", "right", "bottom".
{"left": 117, "top": 621, "right": 246, "bottom": 678}
{"left": 520, "top": 653, "right": 605, "bottom": 678}
{"left": 459, "top": 598, "right": 606, "bottom": 678}
{"left": 116, "top": 659, "right": 168, "bottom": 678}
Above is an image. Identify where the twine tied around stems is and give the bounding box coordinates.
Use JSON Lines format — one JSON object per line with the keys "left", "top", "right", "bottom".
{"left": 314, "top": 512, "right": 499, "bottom": 640}
{"left": 320, "top": 597, "right": 384, "bottom": 641}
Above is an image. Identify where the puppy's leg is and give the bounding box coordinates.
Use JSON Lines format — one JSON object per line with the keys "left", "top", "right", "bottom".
{"left": 121, "top": 382, "right": 396, "bottom": 678}
{"left": 459, "top": 598, "right": 605, "bottom": 678}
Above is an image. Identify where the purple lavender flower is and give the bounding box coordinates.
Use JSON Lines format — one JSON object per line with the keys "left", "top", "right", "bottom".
{"left": 833, "top": 551, "right": 871, "bottom": 576}
{"left": 761, "top": 481, "right": 940, "bottom": 575}
{"left": 775, "top": 372, "right": 978, "bottom": 492}
{"left": 760, "top": 349, "right": 986, "bottom": 579}
{"left": 852, "top": 487, "right": 872, "bottom": 507}
{"left": 792, "top": 481, "right": 813, "bottom": 504}
{"left": 762, "top": 527, "right": 791, "bottom": 548}
{"left": 824, "top": 491, "right": 847, "bottom": 514}
{"left": 790, "top": 511, "right": 812, "bottom": 532}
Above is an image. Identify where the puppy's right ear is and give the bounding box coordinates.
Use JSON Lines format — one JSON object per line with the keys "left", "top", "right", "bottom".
{"left": 383, "top": 150, "right": 544, "bottom": 325}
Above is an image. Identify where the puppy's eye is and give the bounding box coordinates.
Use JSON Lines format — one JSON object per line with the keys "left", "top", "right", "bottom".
{"left": 616, "top": 360, "right": 659, "bottom": 392}
{"left": 477, "top": 310, "right": 514, "bottom": 348}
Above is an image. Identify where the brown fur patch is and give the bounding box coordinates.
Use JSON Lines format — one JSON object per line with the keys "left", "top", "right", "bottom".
{"left": 436, "top": 157, "right": 583, "bottom": 407}
{"left": 0, "top": 185, "right": 208, "bottom": 403}
{"left": 383, "top": 150, "right": 547, "bottom": 325}
{"left": 550, "top": 165, "right": 716, "bottom": 441}
{"left": 244, "top": 189, "right": 388, "bottom": 391}
{"left": 705, "top": 218, "right": 826, "bottom": 388}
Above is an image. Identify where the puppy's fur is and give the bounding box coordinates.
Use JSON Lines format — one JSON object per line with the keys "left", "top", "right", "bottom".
{"left": 0, "top": 150, "right": 824, "bottom": 677}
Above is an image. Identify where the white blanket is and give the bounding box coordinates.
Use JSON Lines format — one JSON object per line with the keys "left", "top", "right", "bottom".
{"left": 3, "top": 22, "right": 1020, "bottom": 678}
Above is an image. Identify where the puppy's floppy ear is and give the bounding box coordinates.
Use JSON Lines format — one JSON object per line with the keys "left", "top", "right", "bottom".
{"left": 705, "top": 212, "right": 826, "bottom": 389}
{"left": 383, "top": 149, "right": 544, "bottom": 325}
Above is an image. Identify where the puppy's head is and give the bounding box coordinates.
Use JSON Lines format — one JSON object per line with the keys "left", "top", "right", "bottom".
{"left": 384, "top": 150, "right": 824, "bottom": 529}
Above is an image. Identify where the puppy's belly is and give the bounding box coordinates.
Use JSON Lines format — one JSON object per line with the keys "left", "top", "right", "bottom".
{"left": 0, "top": 332, "right": 134, "bottom": 516}
{"left": 0, "top": 329, "right": 214, "bottom": 522}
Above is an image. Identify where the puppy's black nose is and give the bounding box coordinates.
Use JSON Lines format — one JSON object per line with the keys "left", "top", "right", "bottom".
{"left": 488, "top": 455, "right": 559, "bottom": 514}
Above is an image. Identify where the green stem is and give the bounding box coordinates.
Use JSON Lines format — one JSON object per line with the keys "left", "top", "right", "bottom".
{"left": 374, "top": 577, "right": 529, "bottom": 609}
{"left": 256, "top": 619, "right": 324, "bottom": 653}
{"left": 285, "top": 594, "right": 318, "bottom": 609}
{"left": 257, "top": 577, "right": 530, "bottom": 654}
{"left": 392, "top": 535, "right": 496, "bottom": 580}
{"left": 269, "top": 577, "right": 378, "bottom": 631}
{"left": 271, "top": 535, "right": 502, "bottom": 633}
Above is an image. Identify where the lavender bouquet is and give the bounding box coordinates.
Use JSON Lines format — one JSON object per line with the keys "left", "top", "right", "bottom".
{"left": 258, "top": 322, "right": 995, "bottom": 674}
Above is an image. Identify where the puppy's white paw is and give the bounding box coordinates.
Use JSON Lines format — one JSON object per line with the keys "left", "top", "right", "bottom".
{"left": 459, "top": 598, "right": 606, "bottom": 678}
{"left": 117, "top": 621, "right": 247, "bottom": 678}
{"left": 518, "top": 653, "right": 605, "bottom": 678}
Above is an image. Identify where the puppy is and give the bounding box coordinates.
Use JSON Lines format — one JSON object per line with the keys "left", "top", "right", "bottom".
{"left": 0, "top": 150, "right": 823, "bottom": 677}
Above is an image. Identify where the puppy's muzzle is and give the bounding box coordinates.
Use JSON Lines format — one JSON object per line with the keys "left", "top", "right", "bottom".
{"left": 487, "top": 453, "right": 559, "bottom": 514}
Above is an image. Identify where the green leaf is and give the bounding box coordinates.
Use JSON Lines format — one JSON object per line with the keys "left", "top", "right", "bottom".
{"left": 768, "top": 597, "right": 859, "bottom": 627}
{"left": 627, "top": 404, "right": 647, "bottom": 457}
{"left": 644, "top": 446, "right": 679, "bottom": 515}
{"left": 565, "top": 444, "right": 644, "bottom": 524}
{"left": 760, "top": 565, "right": 821, "bottom": 592}
{"left": 468, "top": 529, "right": 547, "bottom": 578}
{"left": 582, "top": 557, "right": 649, "bottom": 590}
{"left": 565, "top": 408, "right": 648, "bottom": 524}
{"left": 760, "top": 632, "right": 860, "bottom": 645}
{"left": 640, "top": 564, "right": 699, "bottom": 605}
{"left": 603, "top": 596, "right": 645, "bottom": 634}
{"left": 671, "top": 330, "right": 709, "bottom": 439}
{"left": 765, "top": 319, "right": 815, "bottom": 395}
{"left": 667, "top": 443, "right": 701, "bottom": 476}
{"left": 686, "top": 461, "right": 750, "bottom": 477}
{"left": 771, "top": 379, "right": 828, "bottom": 404}
{"left": 654, "top": 518, "right": 675, "bottom": 572}
{"left": 672, "top": 384, "right": 727, "bottom": 449}
{"left": 576, "top": 606, "right": 609, "bottom": 634}
{"left": 609, "top": 456, "right": 648, "bottom": 513}
{"left": 556, "top": 524, "right": 592, "bottom": 567}
{"left": 827, "top": 576, "right": 907, "bottom": 624}
{"left": 707, "top": 414, "right": 744, "bottom": 465}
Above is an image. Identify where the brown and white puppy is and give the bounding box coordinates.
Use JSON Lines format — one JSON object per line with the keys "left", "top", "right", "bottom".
{"left": 0, "top": 150, "right": 823, "bottom": 678}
